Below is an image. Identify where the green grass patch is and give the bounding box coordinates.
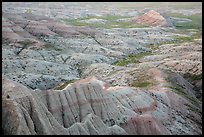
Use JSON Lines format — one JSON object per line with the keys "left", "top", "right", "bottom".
{"left": 183, "top": 73, "right": 202, "bottom": 81}
{"left": 165, "top": 13, "right": 202, "bottom": 44}
{"left": 146, "top": 30, "right": 202, "bottom": 51}
{"left": 43, "top": 43, "right": 62, "bottom": 51}
{"left": 130, "top": 75, "right": 157, "bottom": 88}
{"left": 54, "top": 80, "right": 77, "bottom": 90}
{"left": 168, "top": 84, "right": 200, "bottom": 106}
{"left": 168, "top": 13, "right": 202, "bottom": 30}
{"left": 62, "top": 15, "right": 147, "bottom": 29}
{"left": 131, "top": 81, "right": 152, "bottom": 88}
{"left": 146, "top": 41, "right": 175, "bottom": 51}
{"left": 18, "top": 40, "right": 35, "bottom": 48}
{"left": 111, "top": 21, "right": 148, "bottom": 28}
{"left": 115, "top": 51, "right": 152, "bottom": 66}
{"left": 165, "top": 71, "right": 201, "bottom": 106}
{"left": 183, "top": 73, "right": 202, "bottom": 100}
{"left": 168, "top": 85, "right": 186, "bottom": 95}
{"left": 173, "top": 32, "right": 202, "bottom": 43}
{"left": 174, "top": 36, "right": 194, "bottom": 42}
{"left": 97, "top": 14, "right": 130, "bottom": 21}
{"left": 65, "top": 20, "right": 92, "bottom": 27}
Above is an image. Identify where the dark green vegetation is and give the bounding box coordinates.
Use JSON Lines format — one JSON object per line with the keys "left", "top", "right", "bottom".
{"left": 95, "top": 15, "right": 130, "bottom": 21}
{"left": 54, "top": 80, "right": 77, "bottom": 90}
{"left": 39, "top": 36, "right": 62, "bottom": 51}
{"left": 162, "top": 11, "right": 203, "bottom": 45}
{"left": 183, "top": 73, "right": 202, "bottom": 81}
{"left": 165, "top": 71, "right": 201, "bottom": 107}
{"left": 18, "top": 39, "right": 35, "bottom": 48}
{"left": 146, "top": 31, "right": 201, "bottom": 53}
{"left": 168, "top": 83, "right": 200, "bottom": 106}
{"left": 43, "top": 43, "right": 62, "bottom": 51}
{"left": 146, "top": 11, "right": 202, "bottom": 49}
{"left": 10, "top": 39, "right": 63, "bottom": 52}
{"left": 131, "top": 81, "right": 152, "bottom": 88}
{"left": 168, "top": 12, "right": 202, "bottom": 42}
{"left": 129, "top": 72, "right": 157, "bottom": 88}
{"left": 15, "top": 40, "right": 36, "bottom": 55}
{"left": 62, "top": 15, "right": 147, "bottom": 29}
{"left": 169, "top": 13, "right": 202, "bottom": 30}
{"left": 173, "top": 31, "right": 202, "bottom": 43}
{"left": 183, "top": 73, "right": 202, "bottom": 100}
{"left": 115, "top": 51, "right": 152, "bottom": 66}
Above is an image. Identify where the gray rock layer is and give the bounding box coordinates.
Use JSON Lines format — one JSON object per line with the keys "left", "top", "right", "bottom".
{"left": 2, "top": 76, "right": 202, "bottom": 135}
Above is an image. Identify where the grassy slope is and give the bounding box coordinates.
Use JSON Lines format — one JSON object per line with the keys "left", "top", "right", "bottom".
{"left": 165, "top": 70, "right": 201, "bottom": 107}
{"left": 60, "top": 3, "right": 202, "bottom": 90}
{"left": 62, "top": 15, "right": 147, "bottom": 29}
{"left": 168, "top": 13, "right": 202, "bottom": 30}
{"left": 115, "top": 52, "right": 152, "bottom": 66}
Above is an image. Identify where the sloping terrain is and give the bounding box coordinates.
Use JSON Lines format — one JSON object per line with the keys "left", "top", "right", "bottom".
{"left": 132, "top": 10, "right": 168, "bottom": 26}
{"left": 83, "top": 39, "right": 202, "bottom": 106}
{"left": 2, "top": 12, "right": 178, "bottom": 90}
{"left": 2, "top": 2, "right": 202, "bottom": 135}
{"left": 2, "top": 76, "right": 201, "bottom": 135}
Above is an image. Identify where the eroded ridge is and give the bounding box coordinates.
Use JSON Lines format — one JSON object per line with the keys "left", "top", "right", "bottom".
{"left": 2, "top": 76, "right": 201, "bottom": 135}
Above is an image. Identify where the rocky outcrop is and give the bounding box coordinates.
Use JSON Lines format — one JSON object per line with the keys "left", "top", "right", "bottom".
{"left": 2, "top": 12, "right": 178, "bottom": 90}
{"left": 2, "top": 76, "right": 202, "bottom": 135}
{"left": 132, "top": 10, "right": 168, "bottom": 26}
{"left": 2, "top": 3, "right": 202, "bottom": 135}
{"left": 82, "top": 40, "right": 202, "bottom": 110}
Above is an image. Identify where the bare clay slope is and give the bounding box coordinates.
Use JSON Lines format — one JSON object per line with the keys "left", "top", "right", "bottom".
{"left": 132, "top": 10, "right": 168, "bottom": 26}
{"left": 2, "top": 76, "right": 201, "bottom": 135}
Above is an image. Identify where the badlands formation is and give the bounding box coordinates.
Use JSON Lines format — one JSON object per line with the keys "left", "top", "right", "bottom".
{"left": 2, "top": 2, "right": 202, "bottom": 135}
{"left": 132, "top": 10, "right": 168, "bottom": 26}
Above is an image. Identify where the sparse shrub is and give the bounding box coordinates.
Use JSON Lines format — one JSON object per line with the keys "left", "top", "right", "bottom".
{"left": 15, "top": 40, "right": 35, "bottom": 55}
{"left": 25, "top": 8, "right": 32, "bottom": 13}
{"left": 131, "top": 81, "right": 152, "bottom": 88}
{"left": 43, "top": 43, "right": 62, "bottom": 51}
{"left": 168, "top": 13, "right": 202, "bottom": 30}
{"left": 165, "top": 72, "right": 201, "bottom": 106}
{"left": 115, "top": 51, "right": 152, "bottom": 66}
{"left": 183, "top": 73, "right": 202, "bottom": 81}
{"left": 18, "top": 40, "right": 34, "bottom": 47}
